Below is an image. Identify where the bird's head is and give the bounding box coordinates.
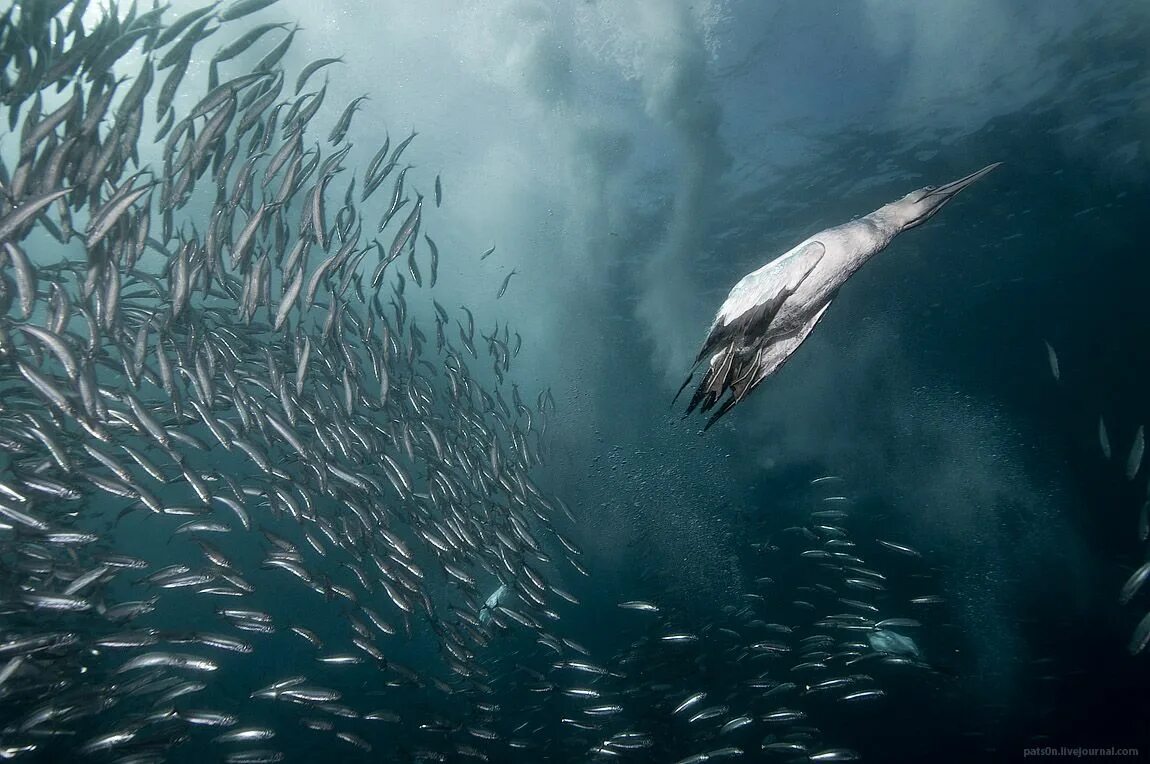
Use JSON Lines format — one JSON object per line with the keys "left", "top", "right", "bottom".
{"left": 884, "top": 162, "right": 1002, "bottom": 232}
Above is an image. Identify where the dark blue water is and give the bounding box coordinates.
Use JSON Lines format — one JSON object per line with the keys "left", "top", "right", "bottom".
{"left": 530, "top": 4, "right": 1150, "bottom": 759}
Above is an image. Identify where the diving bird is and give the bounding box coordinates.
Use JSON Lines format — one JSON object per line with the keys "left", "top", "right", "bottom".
{"left": 678, "top": 162, "right": 1001, "bottom": 429}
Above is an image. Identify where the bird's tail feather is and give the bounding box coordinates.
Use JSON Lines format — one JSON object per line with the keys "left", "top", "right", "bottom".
{"left": 686, "top": 344, "right": 766, "bottom": 428}
{"left": 685, "top": 346, "right": 735, "bottom": 416}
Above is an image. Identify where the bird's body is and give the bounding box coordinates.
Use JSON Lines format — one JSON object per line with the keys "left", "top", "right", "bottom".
{"left": 680, "top": 163, "right": 1001, "bottom": 429}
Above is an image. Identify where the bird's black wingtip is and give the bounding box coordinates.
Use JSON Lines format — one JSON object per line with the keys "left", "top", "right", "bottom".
{"left": 671, "top": 373, "right": 694, "bottom": 409}
{"left": 702, "top": 396, "right": 738, "bottom": 431}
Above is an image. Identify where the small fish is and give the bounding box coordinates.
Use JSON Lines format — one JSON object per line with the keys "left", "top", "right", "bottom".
{"left": 687, "top": 705, "right": 727, "bottom": 723}
{"left": 910, "top": 594, "right": 945, "bottom": 605}
{"left": 1130, "top": 611, "right": 1150, "bottom": 655}
{"left": 1127, "top": 425, "right": 1145, "bottom": 481}
{"left": 762, "top": 709, "right": 805, "bottom": 722}
{"left": 719, "top": 716, "right": 752, "bottom": 735}
{"left": 660, "top": 633, "right": 698, "bottom": 643}
{"left": 672, "top": 692, "right": 706, "bottom": 715}
{"left": 1140, "top": 497, "right": 1149, "bottom": 542}
{"left": 219, "top": 0, "right": 281, "bottom": 22}
{"left": 876, "top": 539, "right": 922, "bottom": 558}
{"left": 212, "top": 22, "right": 289, "bottom": 63}
{"left": 875, "top": 617, "right": 921, "bottom": 628}
{"left": 1120, "top": 561, "right": 1150, "bottom": 605}
{"left": 1043, "top": 340, "right": 1060, "bottom": 382}
{"left": 295, "top": 56, "right": 343, "bottom": 94}
{"left": 497, "top": 269, "right": 517, "bottom": 299}
{"left": 328, "top": 95, "right": 368, "bottom": 145}
{"left": 0, "top": 188, "right": 73, "bottom": 243}
{"left": 215, "top": 728, "right": 276, "bottom": 743}
{"left": 424, "top": 234, "right": 440, "bottom": 288}
{"left": 618, "top": 600, "right": 659, "bottom": 612}
{"left": 809, "top": 749, "right": 861, "bottom": 762}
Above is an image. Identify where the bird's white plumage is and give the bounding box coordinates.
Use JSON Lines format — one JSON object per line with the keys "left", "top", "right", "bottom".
{"left": 717, "top": 239, "right": 826, "bottom": 328}
{"left": 681, "top": 162, "right": 1001, "bottom": 429}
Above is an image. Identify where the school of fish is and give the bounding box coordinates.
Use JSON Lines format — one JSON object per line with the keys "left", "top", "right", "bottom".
{"left": 1043, "top": 341, "right": 1150, "bottom": 658}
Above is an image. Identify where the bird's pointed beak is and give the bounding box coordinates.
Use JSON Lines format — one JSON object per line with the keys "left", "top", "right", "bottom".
{"left": 926, "top": 162, "right": 1002, "bottom": 203}
{"left": 903, "top": 162, "right": 1001, "bottom": 229}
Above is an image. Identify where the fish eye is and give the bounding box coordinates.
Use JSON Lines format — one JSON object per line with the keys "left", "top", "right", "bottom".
{"left": 922, "top": 185, "right": 937, "bottom": 192}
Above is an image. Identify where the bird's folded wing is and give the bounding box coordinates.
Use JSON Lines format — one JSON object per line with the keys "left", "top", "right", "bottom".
{"left": 694, "top": 240, "right": 826, "bottom": 364}
{"left": 745, "top": 297, "right": 833, "bottom": 388}
{"left": 701, "top": 297, "right": 835, "bottom": 429}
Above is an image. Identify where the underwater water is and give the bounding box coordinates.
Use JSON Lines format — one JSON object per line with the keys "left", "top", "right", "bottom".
{"left": 1, "top": 0, "right": 1148, "bottom": 761}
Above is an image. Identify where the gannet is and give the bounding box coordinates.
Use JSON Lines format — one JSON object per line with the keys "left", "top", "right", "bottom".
{"left": 678, "top": 162, "right": 1001, "bottom": 429}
